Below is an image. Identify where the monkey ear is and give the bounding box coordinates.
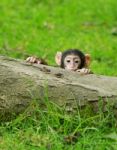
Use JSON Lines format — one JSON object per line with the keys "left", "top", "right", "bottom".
{"left": 85, "top": 54, "right": 91, "bottom": 67}
{"left": 55, "top": 51, "right": 62, "bottom": 66}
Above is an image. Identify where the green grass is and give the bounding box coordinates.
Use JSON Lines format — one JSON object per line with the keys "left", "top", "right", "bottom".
{"left": 0, "top": 100, "right": 117, "bottom": 150}
{"left": 0, "top": 0, "right": 117, "bottom": 149}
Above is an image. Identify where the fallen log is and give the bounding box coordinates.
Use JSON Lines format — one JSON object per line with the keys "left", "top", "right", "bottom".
{"left": 0, "top": 56, "right": 117, "bottom": 121}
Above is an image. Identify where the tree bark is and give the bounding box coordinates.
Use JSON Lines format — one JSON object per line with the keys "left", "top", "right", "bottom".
{"left": 0, "top": 56, "right": 117, "bottom": 121}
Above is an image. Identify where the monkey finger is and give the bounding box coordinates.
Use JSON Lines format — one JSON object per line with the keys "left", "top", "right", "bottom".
{"left": 84, "top": 68, "right": 90, "bottom": 74}
{"left": 31, "top": 57, "right": 37, "bottom": 63}
{"left": 26, "top": 56, "right": 37, "bottom": 63}
{"left": 26, "top": 57, "right": 31, "bottom": 62}
{"left": 80, "top": 68, "right": 86, "bottom": 73}
{"left": 76, "top": 69, "right": 81, "bottom": 72}
{"left": 87, "top": 69, "right": 91, "bottom": 74}
{"left": 79, "top": 68, "right": 90, "bottom": 74}
{"left": 37, "top": 60, "right": 41, "bottom": 64}
{"left": 84, "top": 68, "right": 89, "bottom": 74}
{"left": 76, "top": 69, "right": 85, "bottom": 74}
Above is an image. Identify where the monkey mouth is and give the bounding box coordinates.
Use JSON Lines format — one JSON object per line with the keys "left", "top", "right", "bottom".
{"left": 69, "top": 68, "right": 77, "bottom": 71}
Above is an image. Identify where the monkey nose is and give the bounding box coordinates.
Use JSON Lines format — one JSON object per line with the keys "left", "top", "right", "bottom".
{"left": 70, "top": 63, "right": 75, "bottom": 68}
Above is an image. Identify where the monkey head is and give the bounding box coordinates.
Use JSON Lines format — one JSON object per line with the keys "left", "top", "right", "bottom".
{"left": 55, "top": 49, "right": 90, "bottom": 71}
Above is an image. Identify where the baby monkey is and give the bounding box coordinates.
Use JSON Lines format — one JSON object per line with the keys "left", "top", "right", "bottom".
{"left": 26, "top": 49, "right": 91, "bottom": 74}
{"left": 55, "top": 49, "right": 91, "bottom": 74}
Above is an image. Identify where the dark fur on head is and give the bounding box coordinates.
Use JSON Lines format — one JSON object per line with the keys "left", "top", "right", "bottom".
{"left": 60, "top": 49, "right": 85, "bottom": 69}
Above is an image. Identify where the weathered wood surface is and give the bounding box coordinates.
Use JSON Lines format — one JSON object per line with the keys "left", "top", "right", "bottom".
{"left": 0, "top": 56, "right": 117, "bottom": 121}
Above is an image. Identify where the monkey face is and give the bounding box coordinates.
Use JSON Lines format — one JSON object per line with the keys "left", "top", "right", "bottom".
{"left": 64, "top": 55, "right": 81, "bottom": 71}
{"left": 55, "top": 49, "right": 90, "bottom": 70}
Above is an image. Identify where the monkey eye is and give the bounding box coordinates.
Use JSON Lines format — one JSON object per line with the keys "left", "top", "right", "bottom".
{"left": 66, "top": 60, "right": 71, "bottom": 63}
{"left": 75, "top": 60, "right": 79, "bottom": 63}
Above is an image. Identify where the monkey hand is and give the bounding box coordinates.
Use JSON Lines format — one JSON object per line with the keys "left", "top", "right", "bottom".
{"left": 26, "top": 56, "right": 42, "bottom": 64}
{"left": 77, "top": 68, "right": 91, "bottom": 74}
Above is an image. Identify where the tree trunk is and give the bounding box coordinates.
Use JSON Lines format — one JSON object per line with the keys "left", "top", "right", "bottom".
{"left": 0, "top": 56, "right": 117, "bottom": 121}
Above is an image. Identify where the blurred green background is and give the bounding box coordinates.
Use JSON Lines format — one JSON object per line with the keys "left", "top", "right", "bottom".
{"left": 0, "top": 0, "right": 117, "bottom": 75}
